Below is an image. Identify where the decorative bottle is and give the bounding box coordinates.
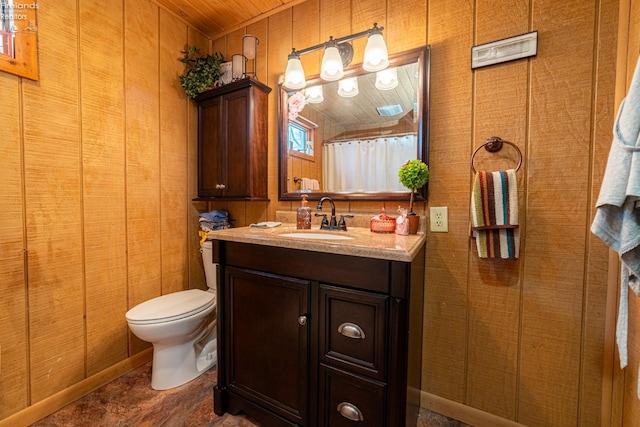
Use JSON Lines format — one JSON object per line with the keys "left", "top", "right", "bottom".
{"left": 296, "top": 194, "right": 312, "bottom": 229}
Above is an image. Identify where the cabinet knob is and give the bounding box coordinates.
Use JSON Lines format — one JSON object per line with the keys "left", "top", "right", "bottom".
{"left": 216, "top": 184, "right": 226, "bottom": 190}
{"left": 338, "top": 322, "right": 365, "bottom": 339}
{"left": 298, "top": 315, "right": 307, "bottom": 326}
{"left": 337, "top": 402, "right": 364, "bottom": 421}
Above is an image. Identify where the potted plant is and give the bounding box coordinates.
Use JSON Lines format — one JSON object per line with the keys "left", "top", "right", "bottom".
{"left": 398, "top": 159, "right": 429, "bottom": 233}
{"left": 179, "top": 46, "right": 225, "bottom": 99}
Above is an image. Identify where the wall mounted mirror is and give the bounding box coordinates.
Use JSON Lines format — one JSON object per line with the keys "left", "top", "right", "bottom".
{"left": 0, "top": 0, "right": 39, "bottom": 80}
{"left": 278, "top": 45, "right": 430, "bottom": 201}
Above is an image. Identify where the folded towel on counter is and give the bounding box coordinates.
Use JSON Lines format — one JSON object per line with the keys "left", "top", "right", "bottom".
{"left": 249, "top": 221, "right": 282, "bottom": 229}
{"left": 310, "top": 179, "right": 320, "bottom": 190}
{"left": 591, "top": 55, "right": 640, "bottom": 394}
{"left": 470, "top": 169, "right": 520, "bottom": 259}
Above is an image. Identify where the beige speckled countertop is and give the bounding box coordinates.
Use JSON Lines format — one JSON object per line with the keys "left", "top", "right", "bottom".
{"left": 207, "top": 223, "right": 426, "bottom": 262}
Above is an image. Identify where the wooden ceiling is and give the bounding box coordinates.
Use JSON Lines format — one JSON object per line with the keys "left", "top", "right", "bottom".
{"left": 154, "top": 0, "right": 306, "bottom": 38}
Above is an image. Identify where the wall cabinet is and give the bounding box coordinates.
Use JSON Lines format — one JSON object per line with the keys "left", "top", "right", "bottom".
{"left": 195, "top": 78, "right": 271, "bottom": 200}
{"left": 212, "top": 240, "right": 425, "bottom": 427}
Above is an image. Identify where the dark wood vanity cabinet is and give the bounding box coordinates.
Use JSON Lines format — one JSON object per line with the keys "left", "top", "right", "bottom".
{"left": 212, "top": 241, "right": 425, "bottom": 427}
{"left": 195, "top": 78, "right": 271, "bottom": 200}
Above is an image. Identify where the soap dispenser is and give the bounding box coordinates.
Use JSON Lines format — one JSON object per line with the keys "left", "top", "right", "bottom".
{"left": 297, "top": 194, "right": 312, "bottom": 229}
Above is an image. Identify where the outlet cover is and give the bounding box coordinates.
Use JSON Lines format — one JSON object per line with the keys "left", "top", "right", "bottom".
{"left": 430, "top": 207, "right": 448, "bottom": 232}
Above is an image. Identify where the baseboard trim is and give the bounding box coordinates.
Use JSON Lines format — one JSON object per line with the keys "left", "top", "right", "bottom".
{"left": 0, "top": 349, "right": 153, "bottom": 427}
{"left": 421, "top": 391, "right": 527, "bottom": 427}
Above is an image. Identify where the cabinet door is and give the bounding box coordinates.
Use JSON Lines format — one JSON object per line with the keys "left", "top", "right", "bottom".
{"left": 222, "top": 88, "right": 251, "bottom": 198}
{"left": 225, "top": 267, "right": 310, "bottom": 425}
{"left": 198, "top": 96, "right": 225, "bottom": 197}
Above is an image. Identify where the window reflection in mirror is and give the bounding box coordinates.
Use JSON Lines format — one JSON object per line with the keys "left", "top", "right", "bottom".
{"left": 288, "top": 116, "right": 317, "bottom": 159}
{"left": 279, "top": 45, "right": 430, "bottom": 201}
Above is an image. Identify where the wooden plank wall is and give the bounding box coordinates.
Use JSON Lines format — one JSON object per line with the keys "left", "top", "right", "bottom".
{"left": 0, "top": 0, "right": 208, "bottom": 419}
{"left": 0, "top": 0, "right": 629, "bottom": 426}
{"left": 214, "top": 0, "right": 617, "bottom": 426}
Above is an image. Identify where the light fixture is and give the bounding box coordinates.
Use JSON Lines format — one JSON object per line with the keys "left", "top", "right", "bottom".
{"left": 242, "top": 34, "right": 259, "bottom": 78}
{"left": 320, "top": 38, "right": 345, "bottom": 81}
{"left": 363, "top": 23, "right": 389, "bottom": 71}
{"left": 284, "top": 51, "right": 306, "bottom": 89}
{"left": 375, "top": 67, "right": 398, "bottom": 90}
{"left": 305, "top": 85, "right": 324, "bottom": 103}
{"left": 283, "top": 23, "right": 388, "bottom": 90}
{"left": 338, "top": 77, "right": 359, "bottom": 97}
{"left": 232, "top": 54, "right": 246, "bottom": 80}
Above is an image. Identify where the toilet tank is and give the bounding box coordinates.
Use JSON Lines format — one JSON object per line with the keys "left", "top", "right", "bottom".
{"left": 201, "top": 240, "right": 218, "bottom": 291}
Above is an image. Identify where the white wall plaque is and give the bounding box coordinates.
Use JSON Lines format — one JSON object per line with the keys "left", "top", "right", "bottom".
{"left": 471, "top": 31, "right": 538, "bottom": 69}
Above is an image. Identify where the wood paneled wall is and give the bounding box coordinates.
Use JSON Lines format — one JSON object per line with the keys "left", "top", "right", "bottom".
{"left": 0, "top": 0, "right": 630, "bottom": 426}
{"left": 216, "top": 0, "right": 617, "bottom": 425}
{"left": 0, "top": 0, "right": 208, "bottom": 420}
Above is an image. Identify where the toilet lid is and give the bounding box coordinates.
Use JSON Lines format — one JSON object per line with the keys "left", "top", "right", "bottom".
{"left": 126, "top": 289, "right": 215, "bottom": 324}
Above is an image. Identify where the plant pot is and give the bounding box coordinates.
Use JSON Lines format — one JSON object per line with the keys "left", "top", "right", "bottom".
{"left": 407, "top": 214, "right": 420, "bottom": 234}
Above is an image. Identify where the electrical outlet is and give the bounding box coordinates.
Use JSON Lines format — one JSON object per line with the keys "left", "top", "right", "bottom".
{"left": 430, "top": 207, "right": 448, "bottom": 232}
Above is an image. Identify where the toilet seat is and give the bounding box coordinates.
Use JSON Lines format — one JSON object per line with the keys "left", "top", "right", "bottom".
{"left": 126, "top": 289, "right": 215, "bottom": 325}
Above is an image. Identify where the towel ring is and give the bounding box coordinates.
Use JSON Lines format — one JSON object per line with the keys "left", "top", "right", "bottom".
{"left": 471, "top": 137, "right": 523, "bottom": 174}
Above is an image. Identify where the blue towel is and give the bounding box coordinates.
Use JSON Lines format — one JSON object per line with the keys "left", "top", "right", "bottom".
{"left": 591, "top": 55, "right": 640, "bottom": 396}
{"left": 199, "top": 210, "right": 228, "bottom": 222}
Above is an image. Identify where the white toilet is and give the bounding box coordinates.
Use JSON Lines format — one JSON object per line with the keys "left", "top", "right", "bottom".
{"left": 125, "top": 240, "right": 218, "bottom": 390}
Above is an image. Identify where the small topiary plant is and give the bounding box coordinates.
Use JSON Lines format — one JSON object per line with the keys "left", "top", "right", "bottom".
{"left": 398, "top": 159, "right": 429, "bottom": 213}
{"left": 179, "top": 46, "right": 225, "bottom": 99}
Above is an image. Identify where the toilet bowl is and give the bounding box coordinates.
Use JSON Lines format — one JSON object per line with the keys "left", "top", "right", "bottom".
{"left": 125, "top": 240, "right": 218, "bottom": 390}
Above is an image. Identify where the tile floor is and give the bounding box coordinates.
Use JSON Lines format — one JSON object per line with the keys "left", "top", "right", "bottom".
{"left": 32, "top": 362, "right": 469, "bottom": 426}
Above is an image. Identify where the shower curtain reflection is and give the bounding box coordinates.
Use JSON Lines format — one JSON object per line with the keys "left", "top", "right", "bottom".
{"left": 322, "top": 134, "right": 417, "bottom": 192}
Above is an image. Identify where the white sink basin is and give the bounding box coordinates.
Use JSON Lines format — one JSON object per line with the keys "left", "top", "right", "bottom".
{"left": 279, "top": 232, "right": 354, "bottom": 241}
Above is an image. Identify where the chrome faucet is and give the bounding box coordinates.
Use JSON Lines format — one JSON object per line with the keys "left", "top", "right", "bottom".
{"left": 316, "top": 197, "right": 353, "bottom": 231}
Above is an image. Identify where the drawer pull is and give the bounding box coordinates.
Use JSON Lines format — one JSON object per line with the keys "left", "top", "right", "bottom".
{"left": 338, "top": 322, "right": 365, "bottom": 339}
{"left": 337, "top": 402, "right": 364, "bottom": 421}
{"left": 298, "top": 315, "right": 307, "bottom": 326}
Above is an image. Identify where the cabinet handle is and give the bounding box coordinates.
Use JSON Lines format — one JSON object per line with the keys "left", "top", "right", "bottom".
{"left": 337, "top": 402, "right": 364, "bottom": 421}
{"left": 216, "top": 184, "right": 226, "bottom": 190}
{"left": 298, "top": 315, "right": 307, "bottom": 326}
{"left": 338, "top": 322, "right": 365, "bottom": 339}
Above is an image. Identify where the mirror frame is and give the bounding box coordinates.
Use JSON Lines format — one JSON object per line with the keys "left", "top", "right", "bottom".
{"left": 0, "top": 0, "right": 39, "bottom": 80}
{"left": 278, "top": 45, "right": 430, "bottom": 202}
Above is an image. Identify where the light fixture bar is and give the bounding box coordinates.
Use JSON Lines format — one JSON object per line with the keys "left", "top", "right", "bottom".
{"left": 283, "top": 23, "right": 388, "bottom": 90}
{"left": 291, "top": 23, "right": 383, "bottom": 57}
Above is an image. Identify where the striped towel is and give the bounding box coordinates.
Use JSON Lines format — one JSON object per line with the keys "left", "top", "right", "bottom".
{"left": 470, "top": 169, "right": 520, "bottom": 259}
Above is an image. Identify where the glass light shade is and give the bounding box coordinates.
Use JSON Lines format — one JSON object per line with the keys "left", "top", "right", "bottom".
{"left": 242, "top": 34, "right": 258, "bottom": 60}
{"left": 284, "top": 57, "right": 306, "bottom": 89}
{"left": 232, "top": 54, "right": 246, "bottom": 79}
{"left": 338, "top": 77, "right": 359, "bottom": 98}
{"left": 375, "top": 67, "right": 398, "bottom": 90}
{"left": 363, "top": 33, "right": 389, "bottom": 72}
{"left": 305, "top": 85, "right": 324, "bottom": 103}
{"left": 320, "top": 46, "right": 344, "bottom": 81}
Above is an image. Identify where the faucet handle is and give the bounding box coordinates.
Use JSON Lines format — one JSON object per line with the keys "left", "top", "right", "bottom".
{"left": 315, "top": 213, "right": 329, "bottom": 229}
{"left": 338, "top": 214, "right": 354, "bottom": 231}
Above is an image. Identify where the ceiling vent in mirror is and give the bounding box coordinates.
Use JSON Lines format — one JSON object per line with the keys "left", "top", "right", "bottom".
{"left": 377, "top": 104, "right": 403, "bottom": 116}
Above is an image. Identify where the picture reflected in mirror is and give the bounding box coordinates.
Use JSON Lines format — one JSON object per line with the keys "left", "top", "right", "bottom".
{"left": 279, "top": 45, "right": 430, "bottom": 202}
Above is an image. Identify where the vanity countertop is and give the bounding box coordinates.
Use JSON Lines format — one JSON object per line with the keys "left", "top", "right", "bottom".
{"left": 207, "top": 224, "right": 426, "bottom": 262}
